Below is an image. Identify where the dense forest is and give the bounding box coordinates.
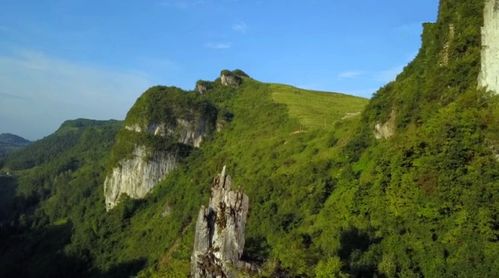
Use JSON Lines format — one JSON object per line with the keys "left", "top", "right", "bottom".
{"left": 0, "top": 0, "right": 497, "bottom": 277}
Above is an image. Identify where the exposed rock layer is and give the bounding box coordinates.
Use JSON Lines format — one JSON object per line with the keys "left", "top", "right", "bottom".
{"left": 220, "top": 71, "right": 242, "bottom": 87}
{"left": 191, "top": 166, "right": 249, "bottom": 278}
{"left": 124, "top": 116, "right": 211, "bottom": 148}
{"left": 104, "top": 89, "right": 217, "bottom": 210}
{"left": 479, "top": 0, "right": 499, "bottom": 94}
{"left": 104, "top": 146, "right": 177, "bottom": 210}
{"left": 374, "top": 110, "right": 396, "bottom": 140}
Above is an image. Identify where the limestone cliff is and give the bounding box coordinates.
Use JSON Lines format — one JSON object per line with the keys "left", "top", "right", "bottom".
{"left": 124, "top": 115, "right": 213, "bottom": 148}
{"left": 104, "top": 146, "right": 177, "bottom": 210}
{"left": 479, "top": 0, "right": 499, "bottom": 93}
{"left": 191, "top": 166, "right": 250, "bottom": 278}
{"left": 374, "top": 110, "right": 396, "bottom": 140}
{"left": 104, "top": 86, "right": 218, "bottom": 210}
{"left": 220, "top": 70, "right": 249, "bottom": 87}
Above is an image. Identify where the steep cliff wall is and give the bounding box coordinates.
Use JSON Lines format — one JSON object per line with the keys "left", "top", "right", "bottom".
{"left": 104, "top": 146, "right": 178, "bottom": 210}
{"left": 479, "top": 0, "right": 499, "bottom": 93}
{"left": 104, "top": 86, "right": 218, "bottom": 210}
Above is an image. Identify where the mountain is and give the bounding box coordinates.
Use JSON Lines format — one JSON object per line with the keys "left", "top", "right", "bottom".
{"left": 0, "top": 133, "right": 31, "bottom": 160}
{"left": 0, "top": 0, "right": 498, "bottom": 277}
{"left": 0, "top": 119, "right": 122, "bottom": 277}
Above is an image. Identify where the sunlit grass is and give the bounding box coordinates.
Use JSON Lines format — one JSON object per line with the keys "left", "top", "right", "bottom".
{"left": 270, "top": 84, "right": 367, "bottom": 130}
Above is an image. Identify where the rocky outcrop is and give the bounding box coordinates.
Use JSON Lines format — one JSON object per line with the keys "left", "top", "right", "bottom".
{"left": 220, "top": 71, "right": 243, "bottom": 87}
{"left": 374, "top": 110, "right": 396, "bottom": 140}
{"left": 105, "top": 116, "right": 213, "bottom": 210}
{"left": 440, "top": 23, "right": 455, "bottom": 67}
{"left": 104, "top": 87, "right": 218, "bottom": 210}
{"left": 104, "top": 146, "right": 177, "bottom": 211}
{"left": 196, "top": 80, "right": 213, "bottom": 95}
{"left": 191, "top": 166, "right": 250, "bottom": 278}
{"left": 479, "top": 0, "right": 499, "bottom": 94}
{"left": 124, "top": 117, "right": 212, "bottom": 148}
{"left": 197, "top": 83, "right": 208, "bottom": 95}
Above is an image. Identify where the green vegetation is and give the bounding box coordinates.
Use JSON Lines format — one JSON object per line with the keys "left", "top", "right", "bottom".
{"left": 0, "top": 79, "right": 368, "bottom": 277}
{"left": 0, "top": 119, "right": 122, "bottom": 277}
{"left": 108, "top": 86, "right": 218, "bottom": 169}
{"left": 271, "top": 84, "right": 367, "bottom": 129}
{"left": 0, "top": 0, "right": 498, "bottom": 277}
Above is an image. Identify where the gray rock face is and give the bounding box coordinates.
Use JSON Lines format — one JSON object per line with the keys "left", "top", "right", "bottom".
{"left": 440, "top": 23, "right": 455, "bottom": 67}
{"left": 104, "top": 146, "right": 177, "bottom": 211}
{"left": 220, "top": 72, "right": 242, "bottom": 87}
{"left": 197, "top": 83, "right": 208, "bottom": 95}
{"left": 479, "top": 0, "right": 499, "bottom": 94}
{"left": 105, "top": 116, "right": 214, "bottom": 210}
{"left": 191, "top": 166, "right": 249, "bottom": 278}
{"left": 125, "top": 117, "right": 210, "bottom": 148}
{"left": 374, "top": 110, "right": 396, "bottom": 140}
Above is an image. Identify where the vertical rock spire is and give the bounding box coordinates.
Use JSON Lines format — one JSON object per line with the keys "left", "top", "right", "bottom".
{"left": 191, "top": 166, "right": 250, "bottom": 278}
{"left": 479, "top": 0, "right": 499, "bottom": 94}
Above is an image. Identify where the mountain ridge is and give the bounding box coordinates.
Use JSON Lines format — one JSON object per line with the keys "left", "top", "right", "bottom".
{"left": 0, "top": 133, "right": 31, "bottom": 160}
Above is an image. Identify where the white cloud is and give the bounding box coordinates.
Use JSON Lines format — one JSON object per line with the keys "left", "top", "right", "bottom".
{"left": 338, "top": 64, "right": 406, "bottom": 84}
{"left": 232, "top": 22, "right": 248, "bottom": 33}
{"left": 0, "top": 50, "right": 152, "bottom": 139}
{"left": 158, "top": 0, "right": 206, "bottom": 9}
{"left": 338, "top": 70, "right": 364, "bottom": 79}
{"left": 205, "top": 42, "right": 232, "bottom": 49}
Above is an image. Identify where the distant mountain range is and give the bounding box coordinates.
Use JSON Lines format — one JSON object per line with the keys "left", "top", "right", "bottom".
{"left": 0, "top": 133, "right": 31, "bottom": 159}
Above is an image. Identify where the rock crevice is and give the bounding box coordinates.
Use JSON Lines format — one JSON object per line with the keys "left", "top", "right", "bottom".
{"left": 191, "top": 166, "right": 250, "bottom": 278}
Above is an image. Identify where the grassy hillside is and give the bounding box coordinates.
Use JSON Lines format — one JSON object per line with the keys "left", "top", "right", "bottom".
{"left": 271, "top": 84, "right": 366, "bottom": 130}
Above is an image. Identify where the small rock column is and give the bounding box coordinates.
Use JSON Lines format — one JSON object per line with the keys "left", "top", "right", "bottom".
{"left": 191, "top": 166, "right": 249, "bottom": 278}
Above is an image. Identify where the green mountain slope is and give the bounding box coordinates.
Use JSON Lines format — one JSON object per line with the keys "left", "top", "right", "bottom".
{"left": 270, "top": 84, "right": 366, "bottom": 130}
{"left": 0, "top": 119, "right": 122, "bottom": 277}
{"left": 0, "top": 77, "right": 368, "bottom": 277}
{"left": 313, "top": 0, "right": 499, "bottom": 276}
{"left": 108, "top": 79, "right": 368, "bottom": 276}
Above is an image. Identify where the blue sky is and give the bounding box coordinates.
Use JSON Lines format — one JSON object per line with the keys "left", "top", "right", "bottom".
{"left": 0, "top": 0, "right": 439, "bottom": 140}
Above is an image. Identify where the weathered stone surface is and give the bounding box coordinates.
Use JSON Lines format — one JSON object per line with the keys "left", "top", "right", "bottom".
{"left": 479, "top": 0, "right": 499, "bottom": 94}
{"left": 220, "top": 71, "right": 242, "bottom": 87}
{"left": 374, "top": 110, "right": 396, "bottom": 140}
{"left": 124, "top": 117, "right": 211, "bottom": 148}
{"left": 191, "top": 166, "right": 250, "bottom": 278}
{"left": 105, "top": 114, "right": 215, "bottom": 210}
{"left": 104, "top": 146, "right": 177, "bottom": 211}
{"left": 440, "top": 23, "right": 455, "bottom": 67}
{"left": 197, "top": 83, "right": 208, "bottom": 95}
